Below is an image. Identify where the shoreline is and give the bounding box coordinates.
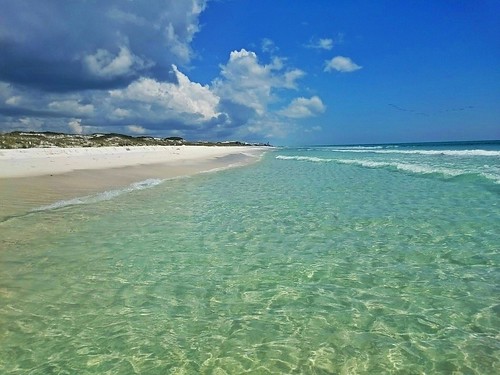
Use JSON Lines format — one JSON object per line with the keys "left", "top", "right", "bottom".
{"left": 0, "top": 146, "right": 268, "bottom": 221}
{"left": 0, "top": 145, "right": 268, "bottom": 178}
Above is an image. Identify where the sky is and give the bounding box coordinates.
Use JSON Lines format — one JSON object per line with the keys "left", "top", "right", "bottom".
{"left": 0, "top": 0, "right": 499, "bottom": 145}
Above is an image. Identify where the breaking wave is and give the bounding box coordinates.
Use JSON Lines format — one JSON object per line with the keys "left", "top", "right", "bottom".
{"left": 276, "top": 155, "right": 500, "bottom": 184}
{"left": 328, "top": 149, "right": 500, "bottom": 157}
{"left": 276, "top": 155, "right": 333, "bottom": 162}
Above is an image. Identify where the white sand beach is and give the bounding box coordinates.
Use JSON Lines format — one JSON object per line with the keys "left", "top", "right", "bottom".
{"left": 0, "top": 145, "right": 266, "bottom": 178}
{"left": 0, "top": 145, "right": 268, "bottom": 220}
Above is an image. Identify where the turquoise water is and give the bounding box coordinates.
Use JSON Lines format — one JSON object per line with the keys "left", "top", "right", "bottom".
{"left": 1, "top": 142, "right": 499, "bottom": 374}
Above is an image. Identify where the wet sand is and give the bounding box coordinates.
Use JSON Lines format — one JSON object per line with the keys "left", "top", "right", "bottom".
{"left": 0, "top": 146, "right": 267, "bottom": 221}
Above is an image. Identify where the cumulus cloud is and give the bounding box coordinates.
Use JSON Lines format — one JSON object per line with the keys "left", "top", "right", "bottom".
{"left": 109, "top": 65, "right": 220, "bottom": 123}
{"left": 84, "top": 46, "right": 151, "bottom": 79}
{"left": 0, "top": 44, "right": 323, "bottom": 140}
{"left": 68, "top": 119, "right": 84, "bottom": 134}
{"left": 213, "top": 49, "right": 305, "bottom": 115}
{"left": 279, "top": 96, "right": 326, "bottom": 118}
{"left": 324, "top": 56, "right": 362, "bottom": 73}
{"left": 111, "top": 108, "right": 131, "bottom": 119}
{"left": 127, "top": 125, "right": 147, "bottom": 134}
{"left": 48, "top": 100, "right": 94, "bottom": 116}
{"left": 0, "top": 0, "right": 207, "bottom": 91}
{"left": 0, "top": 2, "right": 326, "bottom": 142}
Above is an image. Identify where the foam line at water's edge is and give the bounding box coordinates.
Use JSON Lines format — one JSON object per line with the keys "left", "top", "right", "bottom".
{"left": 31, "top": 178, "right": 165, "bottom": 212}
{"left": 22, "top": 152, "right": 270, "bottom": 217}
{"left": 29, "top": 154, "right": 266, "bottom": 214}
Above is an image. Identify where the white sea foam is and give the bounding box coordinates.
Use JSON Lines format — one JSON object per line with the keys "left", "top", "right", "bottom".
{"left": 32, "top": 178, "right": 164, "bottom": 212}
{"left": 335, "top": 159, "right": 464, "bottom": 177}
{"left": 479, "top": 172, "right": 500, "bottom": 184}
{"left": 328, "top": 149, "right": 500, "bottom": 157}
{"left": 276, "top": 155, "right": 333, "bottom": 162}
{"left": 331, "top": 146, "right": 384, "bottom": 150}
{"left": 276, "top": 155, "right": 500, "bottom": 184}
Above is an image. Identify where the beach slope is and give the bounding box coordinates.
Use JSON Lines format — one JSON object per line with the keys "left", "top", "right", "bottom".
{"left": 0, "top": 145, "right": 267, "bottom": 220}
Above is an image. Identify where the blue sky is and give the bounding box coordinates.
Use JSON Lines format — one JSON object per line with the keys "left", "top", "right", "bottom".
{"left": 0, "top": 0, "right": 498, "bottom": 145}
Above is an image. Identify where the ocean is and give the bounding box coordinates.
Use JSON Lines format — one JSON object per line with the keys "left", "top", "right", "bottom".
{"left": 1, "top": 141, "right": 499, "bottom": 374}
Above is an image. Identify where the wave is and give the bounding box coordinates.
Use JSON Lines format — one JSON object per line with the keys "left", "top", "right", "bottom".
{"left": 328, "top": 149, "right": 500, "bottom": 157}
{"left": 32, "top": 178, "right": 164, "bottom": 212}
{"left": 330, "top": 146, "right": 384, "bottom": 150}
{"left": 336, "top": 159, "right": 464, "bottom": 177}
{"left": 276, "top": 155, "right": 333, "bottom": 162}
{"left": 276, "top": 155, "right": 500, "bottom": 184}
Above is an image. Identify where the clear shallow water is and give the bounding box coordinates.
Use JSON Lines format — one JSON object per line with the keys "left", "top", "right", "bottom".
{"left": 1, "top": 142, "right": 499, "bottom": 374}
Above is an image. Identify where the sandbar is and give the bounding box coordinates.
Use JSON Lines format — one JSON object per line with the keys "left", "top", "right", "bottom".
{"left": 0, "top": 146, "right": 268, "bottom": 221}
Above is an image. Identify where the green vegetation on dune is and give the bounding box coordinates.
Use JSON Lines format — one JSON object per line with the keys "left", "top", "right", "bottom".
{"left": 0, "top": 131, "right": 271, "bottom": 149}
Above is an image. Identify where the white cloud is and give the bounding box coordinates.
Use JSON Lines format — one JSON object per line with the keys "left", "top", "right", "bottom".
{"left": 161, "top": 0, "right": 207, "bottom": 63}
{"left": 324, "top": 56, "right": 362, "bottom": 73}
{"left": 0, "top": 1, "right": 323, "bottom": 141}
{"left": 279, "top": 96, "right": 326, "bottom": 118}
{"left": 164, "top": 23, "right": 191, "bottom": 63}
{"left": 213, "top": 50, "right": 272, "bottom": 114}
{"left": 109, "top": 65, "right": 220, "bottom": 122}
{"left": 212, "top": 49, "right": 305, "bottom": 114}
{"left": 84, "top": 46, "right": 150, "bottom": 79}
{"left": 48, "top": 100, "right": 94, "bottom": 116}
{"left": 67, "top": 119, "right": 100, "bottom": 135}
{"left": 306, "top": 33, "right": 344, "bottom": 50}
{"left": 318, "top": 39, "right": 333, "bottom": 50}
{"left": 307, "top": 38, "right": 334, "bottom": 50}
{"left": 1, "top": 42, "right": 317, "bottom": 140}
{"left": 111, "top": 108, "right": 131, "bottom": 119}
{"left": 1, "top": 0, "right": 209, "bottom": 94}
{"left": 283, "top": 69, "right": 306, "bottom": 89}
{"left": 172, "top": 66, "right": 220, "bottom": 119}
{"left": 6, "top": 96, "right": 22, "bottom": 106}
{"left": 127, "top": 125, "right": 146, "bottom": 134}
{"left": 68, "top": 119, "right": 84, "bottom": 134}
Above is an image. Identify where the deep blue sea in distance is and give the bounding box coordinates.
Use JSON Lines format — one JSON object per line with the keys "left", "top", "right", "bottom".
{"left": 1, "top": 140, "right": 499, "bottom": 374}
